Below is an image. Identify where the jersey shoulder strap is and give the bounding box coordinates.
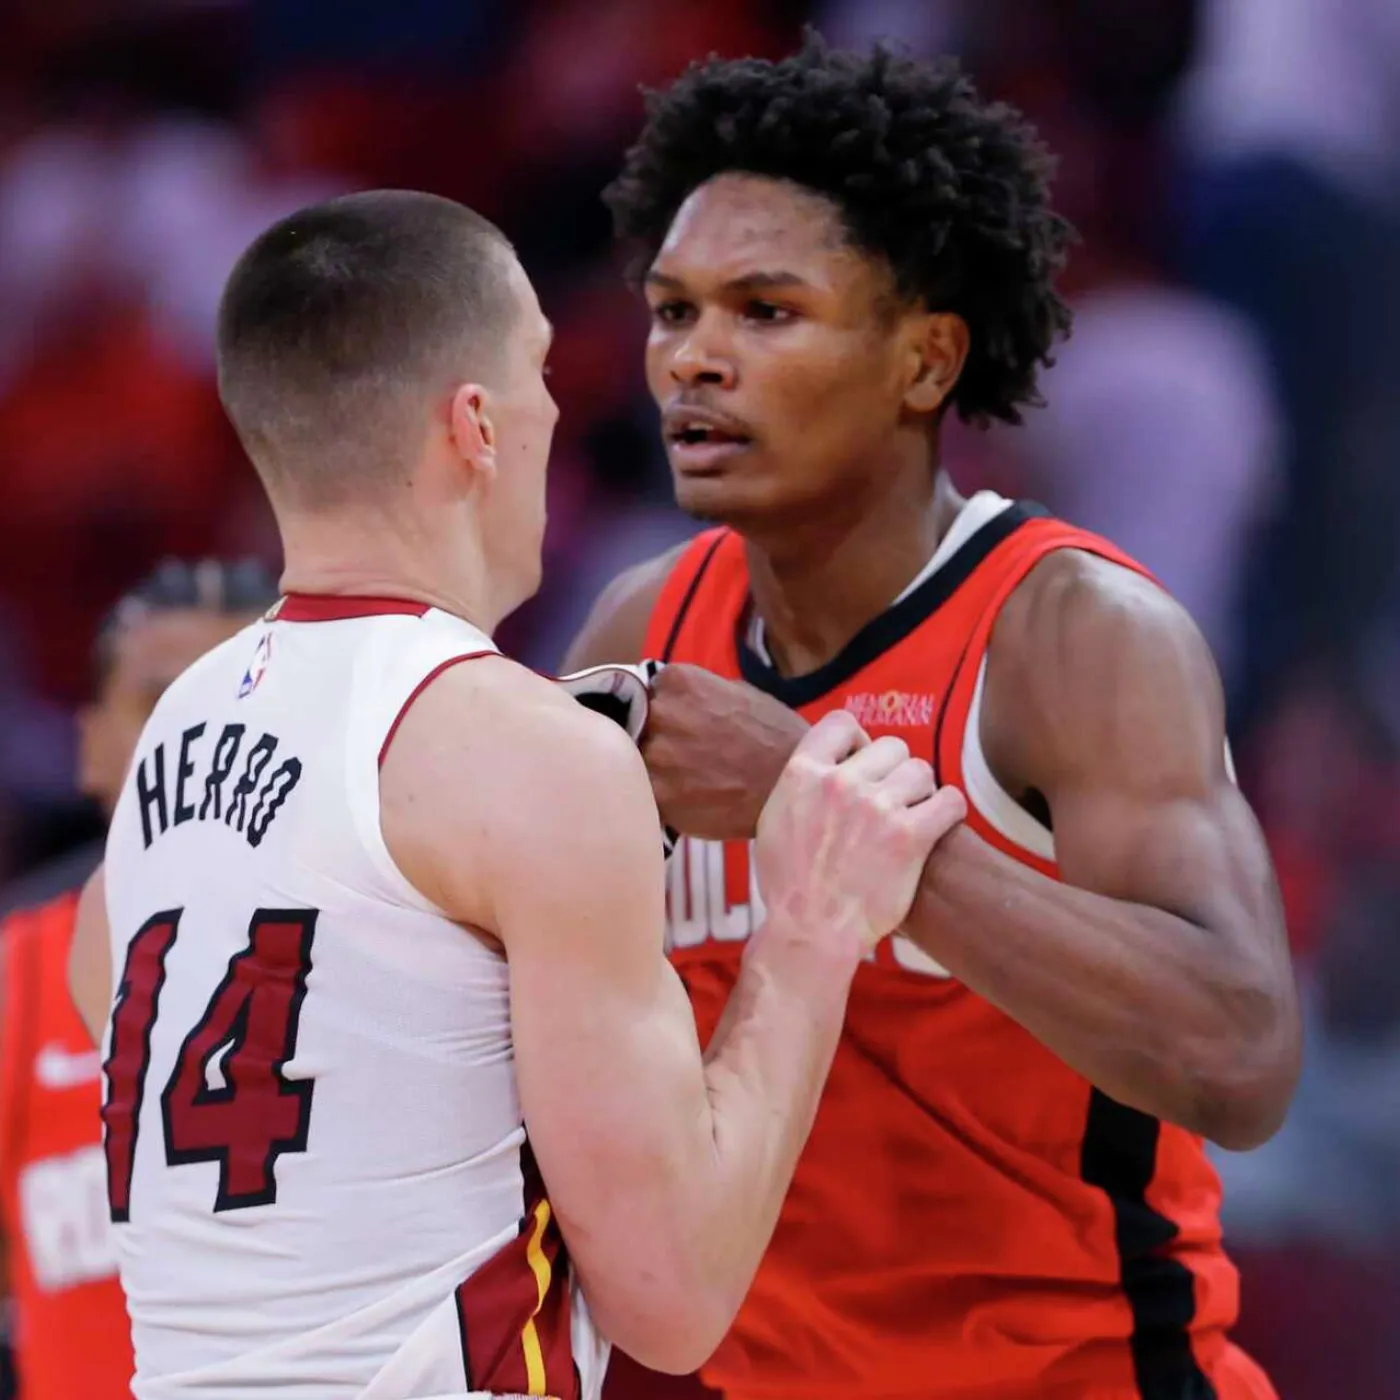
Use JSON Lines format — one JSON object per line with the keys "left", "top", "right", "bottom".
{"left": 352, "top": 609, "right": 500, "bottom": 770}
{"left": 277, "top": 607, "right": 500, "bottom": 917}
{"left": 643, "top": 528, "right": 747, "bottom": 663}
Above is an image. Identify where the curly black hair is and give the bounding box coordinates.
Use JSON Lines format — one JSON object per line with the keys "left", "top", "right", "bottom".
{"left": 604, "top": 32, "right": 1075, "bottom": 427}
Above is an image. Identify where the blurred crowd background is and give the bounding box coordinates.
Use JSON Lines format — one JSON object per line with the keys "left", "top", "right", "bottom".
{"left": 1, "top": 0, "right": 1397, "bottom": 1394}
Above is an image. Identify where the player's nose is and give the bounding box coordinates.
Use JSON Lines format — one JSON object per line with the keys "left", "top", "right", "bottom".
{"left": 669, "top": 320, "right": 737, "bottom": 390}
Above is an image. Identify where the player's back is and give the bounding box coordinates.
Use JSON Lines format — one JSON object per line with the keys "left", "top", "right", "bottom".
{"left": 102, "top": 594, "right": 600, "bottom": 1400}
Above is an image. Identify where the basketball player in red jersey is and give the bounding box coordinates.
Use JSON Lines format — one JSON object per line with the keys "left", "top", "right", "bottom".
{"left": 0, "top": 560, "right": 276, "bottom": 1400}
{"left": 568, "top": 35, "right": 1301, "bottom": 1400}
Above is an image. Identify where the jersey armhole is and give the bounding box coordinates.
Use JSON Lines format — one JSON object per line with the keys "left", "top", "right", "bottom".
{"left": 935, "top": 524, "right": 1147, "bottom": 877}
{"left": 936, "top": 525, "right": 1229, "bottom": 875}
{"left": 346, "top": 648, "right": 499, "bottom": 919}
{"left": 960, "top": 655, "right": 1057, "bottom": 864}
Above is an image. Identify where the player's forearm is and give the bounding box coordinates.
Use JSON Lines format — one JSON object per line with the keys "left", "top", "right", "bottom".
{"left": 906, "top": 827, "right": 1298, "bottom": 1148}
{"left": 582, "top": 925, "right": 854, "bottom": 1370}
{"left": 685, "top": 920, "right": 858, "bottom": 1327}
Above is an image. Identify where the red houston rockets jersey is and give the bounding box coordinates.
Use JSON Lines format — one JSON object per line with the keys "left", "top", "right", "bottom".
{"left": 0, "top": 891, "right": 135, "bottom": 1400}
{"left": 641, "top": 495, "right": 1276, "bottom": 1400}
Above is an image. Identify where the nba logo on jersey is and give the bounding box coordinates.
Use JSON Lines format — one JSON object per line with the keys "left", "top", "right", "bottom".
{"left": 238, "top": 633, "right": 273, "bottom": 698}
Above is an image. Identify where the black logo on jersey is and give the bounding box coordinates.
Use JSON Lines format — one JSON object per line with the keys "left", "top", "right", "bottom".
{"left": 136, "top": 723, "right": 303, "bottom": 850}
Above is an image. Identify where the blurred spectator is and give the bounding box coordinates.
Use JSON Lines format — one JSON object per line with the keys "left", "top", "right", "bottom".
{"left": 808, "top": 0, "right": 964, "bottom": 55}
{"left": 1212, "top": 667, "right": 1400, "bottom": 1397}
{"left": 958, "top": 20, "right": 1283, "bottom": 691}
{"left": 1011, "top": 287, "right": 1278, "bottom": 688}
{"left": 1215, "top": 870, "right": 1400, "bottom": 1247}
{"left": 1174, "top": 0, "right": 1400, "bottom": 722}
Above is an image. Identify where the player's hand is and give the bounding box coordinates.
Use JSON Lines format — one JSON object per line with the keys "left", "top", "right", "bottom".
{"left": 755, "top": 711, "right": 966, "bottom": 956}
{"left": 641, "top": 663, "right": 809, "bottom": 840}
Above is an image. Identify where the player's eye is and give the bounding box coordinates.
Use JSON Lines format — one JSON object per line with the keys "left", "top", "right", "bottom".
{"left": 651, "top": 300, "right": 695, "bottom": 327}
{"left": 744, "top": 300, "right": 796, "bottom": 325}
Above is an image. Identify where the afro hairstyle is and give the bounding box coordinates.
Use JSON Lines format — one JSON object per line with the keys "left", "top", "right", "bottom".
{"left": 604, "top": 32, "right": 1075, "bottom": 427}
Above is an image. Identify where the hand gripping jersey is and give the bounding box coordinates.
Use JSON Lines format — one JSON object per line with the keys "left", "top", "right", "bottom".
{"left": 642, "top": 494, "right": 1276, "bottom": 1400}
{"left": 0, "top": 891, "right": 135, "bottom": 1400}
{"left": 101, "top": 594, "right": 607, "bottom": 1400}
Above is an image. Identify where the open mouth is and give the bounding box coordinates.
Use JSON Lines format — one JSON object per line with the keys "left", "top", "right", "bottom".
{"left": 669, "top": 424, "right": 753, "bottom": 449}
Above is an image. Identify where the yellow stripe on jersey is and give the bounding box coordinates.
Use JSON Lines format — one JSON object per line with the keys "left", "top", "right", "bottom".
{"left": 521, "top": 1199, "right": 554, "bottom": 1395}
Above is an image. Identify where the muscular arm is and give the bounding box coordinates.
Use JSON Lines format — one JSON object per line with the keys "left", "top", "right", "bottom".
{"left": 591, "top": 550, "right": 1302, "bottom": 1150}
{"left": 908, "top": 554, "right": 1299, "bottom": 1148}
{"left": 381, "top": 659, "right": 869, "bottom": 1373}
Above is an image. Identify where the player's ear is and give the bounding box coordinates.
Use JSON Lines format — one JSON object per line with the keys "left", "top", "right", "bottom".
{"left": 447, "top": 382, "right": 500, "bottom": 488}
{"left": 903, "top": 311, "right": 969, "bottom": 416}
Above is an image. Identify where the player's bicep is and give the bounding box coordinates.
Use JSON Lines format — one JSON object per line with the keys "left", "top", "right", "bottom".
{"left": 383, "top": 667, "right": 712, "bottom": 1323}
{"left": 1005, "top": 562, "right": 1279, "bottom": 934}
{"left": 1050, "top": 776, "right": 1277, "bottom": 944}
{"left": 491, "top": 733, "right": 705, "bottom": 1257}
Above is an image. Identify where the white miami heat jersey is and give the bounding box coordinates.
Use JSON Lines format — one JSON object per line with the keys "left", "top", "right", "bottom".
{"left": 102, "top": 592, "right": 607, "bottom": 1400}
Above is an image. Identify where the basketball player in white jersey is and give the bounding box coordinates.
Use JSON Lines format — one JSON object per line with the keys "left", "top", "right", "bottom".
{"left": 64, "top": 190, "right": 966, "bottom": 1400}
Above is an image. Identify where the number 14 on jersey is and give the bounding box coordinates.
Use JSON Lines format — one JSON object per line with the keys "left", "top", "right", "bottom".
{"left": 103, "top": 908, "right": 317, "bottom": 1220}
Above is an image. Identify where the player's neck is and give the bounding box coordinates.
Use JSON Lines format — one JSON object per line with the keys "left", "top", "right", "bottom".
{"left": 745, "top": 470, "right": 965, "bottom": 678}
{"left": 277, "top": 508, "right": 500, "bottom": 636}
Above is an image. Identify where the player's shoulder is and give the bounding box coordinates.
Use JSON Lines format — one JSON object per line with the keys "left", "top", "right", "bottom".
{"left": 381, "top": 652, "right": 658, "bottom": 922}
{"left": 986, "top": 545, "right": 1223, "bottom": 775}
{"left": 564, "top": 540, "right": 697, "bottom": 671}
{"left": 153, "top": 616, "right": 268, "bottom": 715}
{"left": 598, "top": 541, "right": 695, "bottom": 613}
{"left": 999, "top": 546, "right": 1202, "bottom": 665}
{"left": 388, "top": 651, "right": 648, "bottom": 795}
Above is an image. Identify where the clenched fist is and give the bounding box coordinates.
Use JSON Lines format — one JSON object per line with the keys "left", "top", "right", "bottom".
{"left": 641, "top": 663, "right": 809, "bottom": 840}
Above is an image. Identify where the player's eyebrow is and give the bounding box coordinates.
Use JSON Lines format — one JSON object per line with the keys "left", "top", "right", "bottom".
{"left": 645, "top": 270, "right": 813, "bottom": 294}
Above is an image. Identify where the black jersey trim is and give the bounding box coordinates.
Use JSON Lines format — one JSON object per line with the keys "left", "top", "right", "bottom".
{"left": 736, "top": 501, "right": 1047, "bottom": 708}
{"left": 1081, "top": 1092, "right": 1217, "bottom": 1400}
{"left": 661, "top": 532, "right": 729, "bottom": 663}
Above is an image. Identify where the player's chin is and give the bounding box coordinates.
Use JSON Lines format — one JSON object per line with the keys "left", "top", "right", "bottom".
{"left": 671, "top": 458, "right": 775, "bottom": 524}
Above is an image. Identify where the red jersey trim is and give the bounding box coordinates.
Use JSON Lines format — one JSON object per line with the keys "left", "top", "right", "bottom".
{"left": 377, "top": 652, "right": 498, "bottom": 768}
{"left": 275, "top": 594, "right": 431, "bottom": 623}
{"left": 454, "top": 1144, "right": 578, "bottom": 1398}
